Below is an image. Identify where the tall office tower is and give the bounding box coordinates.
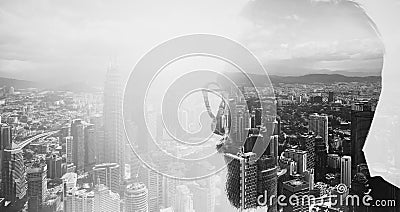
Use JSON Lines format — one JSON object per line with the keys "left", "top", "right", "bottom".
{"left": 0, "top": 124, "right": 11, "bottom": 149}
{"left": 314, "top": 136, "right": 327, "bottom": 181}
{"left": 235, "top": 104, "right": 250, "bottom": 144}
{"left": 1, "top": 148, "right": 27, "bottom": 208}
{"left": 257, "top": 162, "right": 278, "bottom": 212}
{"left": 71, "top": 119, "right": 85, "bottom": 171}
{"left": 341, "top": 156, "right": 352, "bottom": 188}
{"left": 308, "top": 113, "right": 329, "bottom": 148}
{"left": 59, "top": 125, "right": 70, "bottom": 140}
{"left": 299, "top": 133, "right": 316, "bottom": 170}
{"left": 282, "top": 179, "right": 310, "bottom": 212}
{"left": 92, "top": 163, "right": 121, "bottom": 194}
{"left": 190, "top": 177, "right": 216, "bottom": 212}
{"left": 328, "top": 92, "right": 334, "bottom": 103}
{"left": 64, "top": 189, "right": 95, "bottom": 212}
{"left": 283, "top": 149, "right": 307, "bottom": 174}
{"left": 306, "top": 169, "right": 315, "bottom": 190}
{"left": 166, "top": 177, "right": 179, "bottom": 209}
{"left": 327, "top": 154, "right": 341, "bottom": 170}
{"left": 84, "top": 123, "right": 96, "bottom": 170}
{"left": 269, "top": 135, "right": 279, "bottom": 165}
{"left": 103, "top": 63, "right": 124, "bottom": 175}
{"left": 93, "top": 184, "right": 120, "bottom": 212}
{"left": 0, "top": 124, "right": 12, "bottom": 174}
{"left": 125, "top": 183, "right": 148, "bottom": 212}
{"left": 65, "top": 136, "right": 73, "bottom": 164}
{"left": 139, "top": 166, "right": 164, "bottom": 212}
{"left": 351, "top": 102, "right": 374, "bottom": 168}
{"left": 27, "top": 162, "right": 48, "bottom": 212}
{"left": 90, "top": 114, "right": 104, "bottom": 163}
{"left": 175, "top": 185, "right": 195, "bottom": 212}
{"left": 225, "top": 152, "right": 258, "bottom": 210}
{"left": 46, "top": 154, "right": 63, "bottom": 179}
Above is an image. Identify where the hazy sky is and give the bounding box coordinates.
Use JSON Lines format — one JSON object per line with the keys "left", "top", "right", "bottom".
{"left": 0, "top": 0, "right": 384, "bottom": 84}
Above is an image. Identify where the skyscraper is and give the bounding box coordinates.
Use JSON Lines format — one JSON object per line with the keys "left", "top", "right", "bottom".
{"left": 308, "top": 113, "right": 329, "bottom": 148}
{"left": 124, "top": 183, "right": 148, "bottom": 212}
{"left": 283, "top": 149, "right": 307, "bottom": 174}
{"left": 175, "top": 185, "right": 195, "bottom": 212}
{"left": 64, "top": 188, "right": 95, "bottom": 212}
{"left": 84, "top": 123, "right": 96, "bottom": 170}
{"left": 328, "top": 91, "right": 334, "bottom": 103}
{"left": 46, "top": 154, "right": 63, "bottom": 179}
{"left": 299, "top": 133, "right": 316, "bottom": 170}
{"left": 64, "top": 136, "right": 73, "bottom": 164}
{"left": 103, "top": 63, "right": 125, "bottom": 175}
{"left": 90, "top": 114, "right": 104, "bottom": 164}
{"left": 224, "top": 152, "right": 258, "bottom": 210}
{"left": 71, "top": 119, "right": 85, "bottom": 171}
{"left": 1, "top": 147, "right": 27, "bottom": 208}
{"left": 139, "top": 166, "right": 164, "bottom": 212}
{"left": 0, "top": 124, "right": 12, "bottom": 176}
{"left": 314, "top": 136, "right": 327, "bottom": 181}
{"left": 92, "top": 163, "right": 121, "bottom": 194}
{"left": 351, "top": 102, "right": 374, "bottom": 168}
{"left": 341, "top": 156, "right": 352, "bottom": 188}
{"left": 93, "top": 184, "right": 120, "bottom": 212}
{"left": 282, "top": 179, "right": 309, "bottom": 212}
{"left": 27, "top": 162, "right": 48, "bottom": 212}
{"left": 189, "top": 177, "right": 216, "bottom": 212}
{"left": 0, "top": 124, "right": 11, "bottom": 149}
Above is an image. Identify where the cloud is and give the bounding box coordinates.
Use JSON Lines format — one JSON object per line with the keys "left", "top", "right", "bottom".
{"left": 240, "top": 0, "right": 384, "bottom": 74}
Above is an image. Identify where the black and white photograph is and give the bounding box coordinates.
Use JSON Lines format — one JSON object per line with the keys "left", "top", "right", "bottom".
{"left": 0, "top": 0, "right": 400, "bottom": 212}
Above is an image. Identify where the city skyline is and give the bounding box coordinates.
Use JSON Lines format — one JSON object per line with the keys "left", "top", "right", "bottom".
{"left": 1, "top": 0, "right": 400, "bottom": 212}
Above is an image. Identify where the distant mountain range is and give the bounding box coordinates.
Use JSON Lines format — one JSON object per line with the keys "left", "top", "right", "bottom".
{"left": 0, "top": 77, "right": 38, "bottom": 88}
{"left": 269, "top": 74, "right": 381, "bottom": 84}
{"left": 219, "top": 73, "right": 381, "bottom": 87}
{"left": 1, "top": 73, "right": 381, "bottom": 92}
{"left": 0, "top": 77, "right": 101, "bottom": 92}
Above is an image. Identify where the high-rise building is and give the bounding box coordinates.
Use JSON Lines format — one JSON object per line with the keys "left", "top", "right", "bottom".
{"left": 84, "top": 123, "right": 96, "bottom": 170}
{"left": 71, "top": 119, "right": 85, "bottom": 171}
{"left": 0, "top": 124, "right": 12, "bottom": 172}
{"left": 189, "top": 177, "right": 216, "bottom": 212}
{"left": 27, "top": 162, "right": 48, "bottom": 212}
{"left": 314, "top": 136, "right": 327, "bottom": 181}
{"left": 327, "top": 154, "right": 341, "bottom": 170}
{"left": 282, "top": 179, "right": 309, "bottom": 212}
{"left": 257, "top": 162, "right": 278, "bottom": 212}
{"left": 175, "top": 185, "right": 195, "bottom": 212}
{"left": 93, "top": 184, "right": 120, "bottom": 212}
{"left": 351, "top": 102, "right": 374, "bottom": 168}
{"left": 284, "top": 149, "right": 307, "bottom": 174}
{"left": 308, "top": 113, "right": 329, "bottom": 148}
{"left": 0, "top": 124, "right": 11, "bottom": 149}
{"left": 341, "top": 156, "right": 352, "bottom": 188}
{"left": 124, "top": 183, "right": 148, "bottom": 212}
{"left": 225, "top": 152, "right": 258, "bottom": 210}
{"left": 328, "top": 92, "right": 334, "bottom": 103}
{"left": 64, "top": 188, "right": 94, "bottom": 212}
{"left": 46, "top": 154, "right": 63, "bottom": 179}
{"left": 1, "top": 147, "right": 27, "bottom": 208}
{"left": 139, "top": 166, "right": 164, "bottom": 212}
{"left": 103, "top": 63, "right": 125, "bottom": 176}
{"left": 90, "top": 114, "right": 104, "bottom": 164}
{"left": 64, "top": 136, "right": 73, "bottom": 164}
{"left": 92, "top": 163, "right": 121, "bottom": 194}
{"left": 299, "top": 133, "right": 316, "bottom": 170}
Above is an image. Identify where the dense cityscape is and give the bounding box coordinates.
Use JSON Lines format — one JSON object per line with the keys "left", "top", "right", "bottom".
{"left": 1, "top": 62, "right": 397, "bottom": 212}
